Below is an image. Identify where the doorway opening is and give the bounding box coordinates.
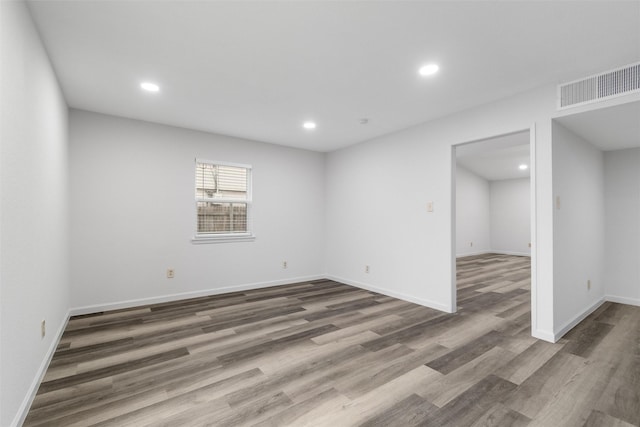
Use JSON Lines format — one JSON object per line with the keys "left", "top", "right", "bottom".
{"left": 451, "top": 128, "right": 537, "bottom": 335}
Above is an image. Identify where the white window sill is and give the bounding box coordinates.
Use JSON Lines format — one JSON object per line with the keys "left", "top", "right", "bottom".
{"left": 192, "top": 234, "right": 256, "bottom": 244}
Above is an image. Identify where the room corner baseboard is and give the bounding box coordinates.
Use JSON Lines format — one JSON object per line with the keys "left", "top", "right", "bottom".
{"left": 69, "top": 275, "right": 324, "bottom": 316}
{"left": 489, "top": 250, "right": 531, "bottom": 257}
{"left": 553, "top": 297, "right": 606, "bottom": 342}
{"left": 606, "top": 295, "right": 640, "bottom": 307}
{"left": 325, "top": 275, "right": 452, "bottom": 313}
{"left": 456, "top": 250, "right": 531, "bottom": 258}
{"left": 456, "top": 250, "right": 492, "bottom": 258}
{"left": 12, "top": 310, "right": 71, "bottom": 427}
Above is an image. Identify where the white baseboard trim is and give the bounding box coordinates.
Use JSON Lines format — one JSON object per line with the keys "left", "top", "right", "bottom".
{"left": 531, "top": 328, "right": 556, "bottom": 343}
{"left": 553, "top": 297, "right": 606, "bottom": 342}
{"left": 11, "top": 310, "right": 71, "bottom": 427}
{"left": 70, "top": 275, "right": 324, "bottom": 316}
{"left": 490, "top": 250, "right": 531, "bottom": 257}
{"left": 456, "top": 250, "right": 492, "bottom": 258}
{"left": 606, "top": 294, "right": 640, "bottom": 307}
{"left": 456, "top": 250, "right": 531, "bottom": 259}
{"left": 325, "top": 275, "right": 453, "bottom": 313}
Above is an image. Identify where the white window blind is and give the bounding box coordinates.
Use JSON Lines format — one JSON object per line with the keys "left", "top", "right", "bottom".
{"left": 194, "top": 159, "right": 253, "bottom": 241}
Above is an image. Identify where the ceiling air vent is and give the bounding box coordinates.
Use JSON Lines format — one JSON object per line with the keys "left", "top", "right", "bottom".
{"left": 558, "top": 62, "right": 640, "bottom": 109}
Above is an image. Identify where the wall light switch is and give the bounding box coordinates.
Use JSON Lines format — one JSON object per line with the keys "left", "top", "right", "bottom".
{"left": 427, "top": 202, "right": 434, "bottom": 213}
{"left": 556, "top": 196, "right": 561, "bottom": 210}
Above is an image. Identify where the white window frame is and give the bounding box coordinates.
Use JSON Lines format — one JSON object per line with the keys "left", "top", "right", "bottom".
{"left": 192, "top": 158, "right": 255, "bottom": 244}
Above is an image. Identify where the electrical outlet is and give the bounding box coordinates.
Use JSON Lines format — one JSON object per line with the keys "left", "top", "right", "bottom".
{"left": 282, "top": 261, "right": 288, "bottom": 269}
{"left": 41, "top": 320, "right": 46, "bottom": 338}
{"left": 365, "top": 265, "right": 370, "bottom": 274}
{"left": 167, "top": 269, "right": 175, "bottom": 279}
{"left": 587, "top": 279, "right": 591, "bottom": 290}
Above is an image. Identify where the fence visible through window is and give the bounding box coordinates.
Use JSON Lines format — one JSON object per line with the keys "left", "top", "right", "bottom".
{"left": 196, "top": 202, "right": 247, "bottom": 233}
{"left": 195, "top": 161, "right": 251, "bottom": 236}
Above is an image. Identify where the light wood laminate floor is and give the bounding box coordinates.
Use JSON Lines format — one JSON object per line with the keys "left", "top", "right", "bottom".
{"left": 24, "top": 254, "right": 640, "bottom": 426}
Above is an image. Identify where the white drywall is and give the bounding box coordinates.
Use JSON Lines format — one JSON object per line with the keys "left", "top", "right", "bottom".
{"left": 69, "top": 110, "right": 325, "bottom": 310}
{"left": 604, "top": 148, "right": 640, "bottom": 306}
{"left": 456, "top": 165, "right": 531, "bottom": 258}
{"left": 0, "top": 2, "right": 70, "bottom": 426}
{"left": 325, "top": 84, "right": 557, "bottom": 339}
{"left": 552, "top": 122, "right": 605, "bottom": 335}
{"left": 455, "top": 166, "right": 491, "bottom": 256}
{"left": 490, "top": 178, "right": 531, "bottom": 256}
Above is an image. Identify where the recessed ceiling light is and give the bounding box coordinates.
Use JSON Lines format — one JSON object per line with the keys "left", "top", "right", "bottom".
{"left": 519, "top": 164, "right": 528, "bottom": 170}
{"left": 140, "top": 82, "right": 160, "bottom": 92}
{"left": 303, "top": 121, "right": 316, "bottom": 130}
{"left": 418, "top": 64, "right": 439, "bottom": 77}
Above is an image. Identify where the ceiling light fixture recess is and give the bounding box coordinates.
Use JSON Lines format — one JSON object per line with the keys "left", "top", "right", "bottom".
{"left": 418, "top": 63, "right": 439, "bottom": 77}
{"left": 140, "top": 82, "right": 160, "bottom": 92}
{"left": 519, "top": 164, "right": 528, "bottom": 170}
{"left": 303, "top": 121, "right": 316, "bottom": 130}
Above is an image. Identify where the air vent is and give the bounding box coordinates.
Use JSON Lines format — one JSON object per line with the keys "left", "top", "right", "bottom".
{"left": 558, "top": 62, "right": 640, "bottom": 109}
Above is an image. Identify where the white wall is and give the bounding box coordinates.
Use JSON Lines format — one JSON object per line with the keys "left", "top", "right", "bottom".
{"left": 604, "top": 148, "right": 640, "bottom": 306}
{"left": 69, "top": 110, "right": 325, "bottom": 311}
{"left": 455, "top": 166, "right": 491, "bottom": 256}
{"left": 552, "top": 122, "right": 605, "bottom": 335}
{"left": 0, "top": 2, "right": 70, "bottom": 426}
{"left": 490, "top": 178, "right": 531, "bottom": 256}
{"left": 456, "top": 167, "right": 531, "bottom": 258}
{"left": 325, "top": 84, "right": 557, "bottom": 339}
{"left": 325, "top": 86, "right": 635, "bottom": 340}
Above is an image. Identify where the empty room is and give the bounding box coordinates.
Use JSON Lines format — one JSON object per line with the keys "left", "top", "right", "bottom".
{"left": 2, "top": 1, "right": 639, "bottom": 426}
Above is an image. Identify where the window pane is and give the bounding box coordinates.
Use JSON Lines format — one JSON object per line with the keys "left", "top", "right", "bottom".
{"left": 197, "top": 202, "right": 247, "bottom": 234}
{"left": 196, "top": 163, "right": 247, "bottom": 199}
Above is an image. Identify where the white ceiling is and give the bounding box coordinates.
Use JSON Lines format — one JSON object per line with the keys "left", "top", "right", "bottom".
{"left": 27, "top": 1, "right": 640, "bottom": 152}
{"left": 555, "top": 101, "right": 640, "bottom": 151}
{"left": 456, "top": 131, "right": 530, "bottom": 181}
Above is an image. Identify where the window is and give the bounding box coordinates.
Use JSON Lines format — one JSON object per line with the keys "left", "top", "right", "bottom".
{"left": 194, "top": 159, "right": 253, "bottom": 243}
